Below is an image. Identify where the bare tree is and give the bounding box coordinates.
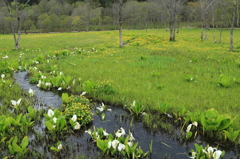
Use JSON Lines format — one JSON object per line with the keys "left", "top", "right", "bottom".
{"left": 217, "top": 0, "right": 228, "bottom": 43}
{"left": 3, "top": 0, "right": 30, "bottom": 50}
{"left": 198, "top": 0, "right": 215, "bottom": 41}
{"left": 230, "top": 0, "right": 237, "bottom": 52}
{"left": 210, "top": 1, "right": 217, "bottom": 42}
{"left": 161, "top": 0, "right": 185, "bottom": 41}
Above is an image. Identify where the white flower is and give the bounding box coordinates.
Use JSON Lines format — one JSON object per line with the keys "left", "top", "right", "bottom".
{"left": 103, "top": 130, "right": 109, "bottom": 137}
{"left": 203, "top": 146, "right": 218, "bottom": 157}
{"left": 81, "top": 91, "right": 87, "bottom": 96}
{"left": 190, "top": 152, "right": 196, "bottom": 158}
{"left": 101, "top": 114, "right": 105, "bottom": 120}
{"left": 132, "top": 100, "right": 136, "bottom": 107}
{"left": 120, "top": 127, "right": 125, "bottom": 136}
{"left": 74, "top": 122, "right": 81, "bottom": 130}
{"left": 2, "top": 55, "right": 9, "bottom": 59}
{"left": 96, "top": 106, "right": 104, "bottom": 112}
{"left": 186, "top": 124, "right": 192, "bottom": 133}
{"left": 117, "top": 143, "right": 125, "bottom": 151}
{"left": 29, "top": 88, "right": 35, "bottom": 97}
{"left": 207, "top": 146, "right": 214, "bottom": 154}
{"left": 71, "top": 115, "right": 77, "bottom": 122}
{"left": 192, "top": 121, "right": 198, "bottom": 127}
{"left": 59, "top": 72, "right": 63, "bottom": 76}
{"left": 58, "top": 143, "right": 62, "bottom": 150}
{"left": 101, "top": 102, "right": 105, "bottom": 107}
{"left": 47, "top": 109, "right": 54, "bottom": 117}
{"left": 1, "top": 74, "right": 5, "bottom": 79}
{"left": 213, "top": 150, "right": 222, "bottom": 159}
{"left": 115, "top": 127, "right": 125, "bottom": 137}
{"left": 37, "top": 80, "right": 42, "bottom": 87}
{"left": 53, "top": 117, "right": 57, "bottom": 123}
{"left": 11, "top": 98, "right": 22, "bottom": 107}
{"left": 85, "top": 129, "right": 92, "bottom": 135}
{"left": 58, "top": 87, "right": 62, "bottom": 90}
{"left": 45, "top": 82, "right": 51, "bottom": 86}
{"left": 53, "top": 125, "right": 56, "bottom": 129}
{"left": 115, "top": 130, "right": 122, "bottom": 138}
{"left": 107, "top": 109, "right": 112, "bottom": 111}
{"left": 112, "top": 139, "right": 119, "bottom": 149}
{"left": 108, "top": 141, "right": 112, "bottom": 148}
{"left": 128, "top": 142, "right": 133, "bottom": 147}
{"left": 129, "top": 132, "right": 135, "bottom": 141}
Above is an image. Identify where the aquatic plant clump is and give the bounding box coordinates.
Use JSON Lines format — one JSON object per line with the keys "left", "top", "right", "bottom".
{"left": 94, "top": 80, "right": 117, "bottom": 95}
{"left": 63, "top": 95, "right": 93, "bottom": 126}
{"left": 67, "top": 95, "right": 91, "bottom": 106}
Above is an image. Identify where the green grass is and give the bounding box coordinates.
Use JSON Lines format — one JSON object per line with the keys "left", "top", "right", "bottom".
{"left": 1, "top": 28, "right": 240, "bottom": 131}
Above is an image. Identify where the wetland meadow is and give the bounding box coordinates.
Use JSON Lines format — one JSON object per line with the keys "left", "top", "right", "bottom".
{"left": 0, "top": 29, "right": 240, "bottom": 158}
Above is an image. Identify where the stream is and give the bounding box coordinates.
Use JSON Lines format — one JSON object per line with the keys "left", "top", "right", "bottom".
{"left": 13, "top": 71, "right": 239, "bottom": 159}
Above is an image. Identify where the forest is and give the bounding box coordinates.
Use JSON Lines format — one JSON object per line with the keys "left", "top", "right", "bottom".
{"left": 0, "top": 0, "right": 238, "bottom": 34}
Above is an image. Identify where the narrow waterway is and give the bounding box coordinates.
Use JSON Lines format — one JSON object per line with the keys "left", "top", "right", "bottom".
{"left": 13, "top": 71, "right": 239, "bottom": 159}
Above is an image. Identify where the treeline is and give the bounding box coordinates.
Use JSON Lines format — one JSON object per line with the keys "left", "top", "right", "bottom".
{"left": 0, "top": 0, "right": 238, "bottom": 34}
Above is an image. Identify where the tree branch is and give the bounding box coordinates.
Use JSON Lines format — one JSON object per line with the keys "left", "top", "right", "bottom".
{"left": 20, "top": 0, "right": 31, "bottom": 10}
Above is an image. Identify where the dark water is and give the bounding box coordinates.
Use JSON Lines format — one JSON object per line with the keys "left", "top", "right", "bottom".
{"left": 13, "top": 71, "right": 239, "bottom": 159}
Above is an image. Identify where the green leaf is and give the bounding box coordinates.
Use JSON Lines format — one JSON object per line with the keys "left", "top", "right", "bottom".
{"left": 16, "top": 113, "right": 23, "bottom": 123}
{"left": 218, "top": 74, "right": 232, "bottom": 88}
{"left": 63, "top": 75, "right": 72, "bottom": 86}
{"left": 54, "top": 109, "right": 61, "bottom": 117}
{"left": 50, "top": 146, "right": 59, "bottom": 152}
{"left": 3, "top": 117, "right": 14, "bottom": 131}
{"left": 8, "top": 144, "right": 14, "bottom": 155}
{"left": 44, "top": 121, "right": 54, "bottom": 131}
{"left": 27, "top": 106, "right": 36, "bottom": 119}
{"left": 1, "top": 137, "right": 7, "bottom": 143}
{"left": 186, "top": 131, "right": 193, "bottom": 139}
{"left": 96, "top": 138, "right": 108, "bottom": 153}
{"left": 82, "top": 79, "right": 96, "bottom": 93}
{"left": 20, "top": 136, "right": 28, "bottom": 149}
{"left": 223, "top": 128, "right": 240, "bottom": 142}
{"left": 56, "top": 116, "right": 66, "bottom": 131}
{"left": 218, "top": 117, "right": 231, "bottom": 131}
{"left": 12, "top": 138, "right": 21, "bottom": 154}
{"left": 205, "top": 109, "right": 218, "bottom": 119}
{"left": 62, "top": 93, "right": 70, "bottom": 103}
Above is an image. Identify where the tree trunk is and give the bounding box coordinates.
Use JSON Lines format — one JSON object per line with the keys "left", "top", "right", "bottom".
{"left": 211, "top": 7, "right": 216, "bottom": 43}
{"left": 237, "top": 1, "right": 239, "bottom": 27}
{"left": 173, "top": 21, "right": 176, "bottom": 40}
{"left": 119, "top": 0, "right": 123, "bottom": 48}
{"left": 218, "top": 3, "right": 225, "bottom": 43}
{"left": 16, "top": 11, "right": 21, "bottom": 50}
{"left": 201, "top": 20, "right": 204, "bottom": 40}
{"left": 205, "top": 18, "right": 209, "bottom": 40}
{"left": 219, "top": 13, "right": 224, "bottom": 43}
{"left": 169, "top": 20, "right": 173, "bottom": 41}
{"left": 230, "top": 0, "right": 237, "bottom": 52}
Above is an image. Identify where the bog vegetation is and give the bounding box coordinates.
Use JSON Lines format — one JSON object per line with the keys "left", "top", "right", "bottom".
{"left": 0, "top": 28, "right": 240, "bottom": 158}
